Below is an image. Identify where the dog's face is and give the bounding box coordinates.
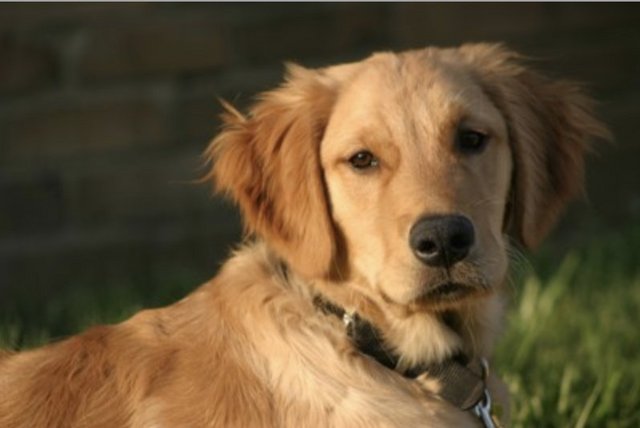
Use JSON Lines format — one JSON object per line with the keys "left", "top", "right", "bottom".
{"left": 320, "top": 52, "right": 512, "bottom": 310}
{"left": 208, "top": 44, "right": 606, "bottom": 313}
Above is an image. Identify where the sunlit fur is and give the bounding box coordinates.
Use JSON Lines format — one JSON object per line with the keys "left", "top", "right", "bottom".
{"left": 0, "top": 44, "right": 607, "bottom": 427}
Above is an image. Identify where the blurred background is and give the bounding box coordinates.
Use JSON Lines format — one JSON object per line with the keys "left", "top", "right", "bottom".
{"left": 0, "top": 3, "right": 637, "bottom": 311}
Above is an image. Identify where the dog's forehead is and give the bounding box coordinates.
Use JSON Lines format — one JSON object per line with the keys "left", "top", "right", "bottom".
{"left": 325, "top": 49, "right": 502, "bottom": 144}
{"left": 346, "top": 51, "right": 475, "bottom": 98}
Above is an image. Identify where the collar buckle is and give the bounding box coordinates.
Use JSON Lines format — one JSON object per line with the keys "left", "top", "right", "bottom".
{"left": 473, "top": 389, "right": 496, "bottom": 428}
{"left": 472, "top": 358, "right": 499, "bottom": 428}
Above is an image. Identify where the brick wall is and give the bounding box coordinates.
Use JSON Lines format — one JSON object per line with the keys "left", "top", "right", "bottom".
{"left": 1, "top": 4, "right": 639, "bottom": 294}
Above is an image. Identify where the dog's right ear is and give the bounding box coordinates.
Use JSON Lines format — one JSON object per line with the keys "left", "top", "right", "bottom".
{"left": 203, "top": 65, "right": 340, "bottom": 279}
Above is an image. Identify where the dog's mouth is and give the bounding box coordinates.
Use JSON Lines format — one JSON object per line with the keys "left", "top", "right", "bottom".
{"left": 411, "top": 281, "right": 487, "bottom": 308}
{"left": 404, "top": 266, "right": 491, "bottom": 309}
{"left": 423, "top": 282, "right": 475, "bottom": 300}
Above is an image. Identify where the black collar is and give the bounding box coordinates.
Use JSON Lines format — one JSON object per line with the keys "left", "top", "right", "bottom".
{"left": 314, "top": 295, "right": 487, "bottom": 411}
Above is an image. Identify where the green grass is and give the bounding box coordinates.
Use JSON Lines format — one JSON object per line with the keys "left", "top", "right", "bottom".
{"left": 1, "top": 228, "right": 639, "bottom": 426}
{"left": 496, "top": 227, "right": 640, "bottom": 427}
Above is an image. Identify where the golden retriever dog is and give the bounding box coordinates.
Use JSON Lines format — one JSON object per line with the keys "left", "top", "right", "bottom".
{"left": 0, "top": 44, "right": 606, "bottom": 427}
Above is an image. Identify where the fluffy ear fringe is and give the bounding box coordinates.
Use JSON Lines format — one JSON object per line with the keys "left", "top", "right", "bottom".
{"left": 203, "top": 67, "right": 338, "bottom": 279}
{"left": 459, "top": 43, "right": 611, "bottom": 248}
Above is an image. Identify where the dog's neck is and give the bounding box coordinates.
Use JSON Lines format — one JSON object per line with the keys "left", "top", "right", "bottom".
{"left": 313, "top": 294, "right": 458, "bottom": 376}
{"left": 242, "top": 244, "right": 498, "bottom": 414}
{"left": 273, "top": 254, "right": 503, "bottom": 369}
{"left": 310, "top": 282, "right": 502, "bottom": 367}
{"left": 310, "top": 288, "right": 492, "bottom": 412}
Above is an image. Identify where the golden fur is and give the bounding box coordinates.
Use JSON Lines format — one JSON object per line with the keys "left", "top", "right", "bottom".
{"left": 0, "top": 44, "right": 607, "bottom": 427}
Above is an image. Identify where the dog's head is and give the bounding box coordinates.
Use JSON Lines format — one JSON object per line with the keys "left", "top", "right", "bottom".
{"left": 206, "top": 44, "right": 607, "bottom": 312}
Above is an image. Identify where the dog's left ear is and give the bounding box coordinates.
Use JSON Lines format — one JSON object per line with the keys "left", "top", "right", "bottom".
{"left": 203, "top": 65, "right": 339, "bottom": 279}
{"left": 458, "top": 44, "right": 610, "bottom": 249}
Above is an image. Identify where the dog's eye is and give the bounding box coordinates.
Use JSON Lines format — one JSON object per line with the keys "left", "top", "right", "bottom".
{"left": 348, "top": 150, "right": 379, "bottom": 170}
{"left": 457, "top": 130, "right": 488, "bottom": 154}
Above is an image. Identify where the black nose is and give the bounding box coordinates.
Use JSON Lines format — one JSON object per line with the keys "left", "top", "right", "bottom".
{"left": 409, "top": 215, "right": 475, "bottom": 267}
